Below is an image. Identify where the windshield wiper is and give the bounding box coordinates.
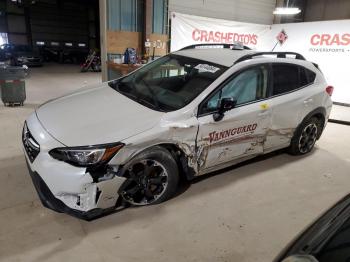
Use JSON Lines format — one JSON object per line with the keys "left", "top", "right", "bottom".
{"left": 109, "top": 78, "right": 165, "bottom": 112}
{"left": 136, "top": 97, "right": 162, "bottom": 111}
{"left": 110, "top": 80, "right": 163, "bottom": 111}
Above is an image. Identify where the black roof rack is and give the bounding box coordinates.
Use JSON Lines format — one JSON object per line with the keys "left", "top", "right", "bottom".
{"left": 234, "top": 52, "right": 306, "bottom": 64}
{"left": 180, "top": 43, "right": 251, "bottom": 51}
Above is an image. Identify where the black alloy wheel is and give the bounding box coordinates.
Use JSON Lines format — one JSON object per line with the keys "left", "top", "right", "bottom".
{"left": 298, "top": 123, "right": 318, "bottom": 154}
{"left": 121, "top": 159, "right": 169, "bottom": 205}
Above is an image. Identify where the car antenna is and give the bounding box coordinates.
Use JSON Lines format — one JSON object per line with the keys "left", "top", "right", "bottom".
{"left": 271, "top": 42, "right": 278, "bottom": 51}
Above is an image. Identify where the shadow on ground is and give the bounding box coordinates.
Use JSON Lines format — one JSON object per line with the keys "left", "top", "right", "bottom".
{"left": 0, "top": 145, "right": 346, "bottom": 261}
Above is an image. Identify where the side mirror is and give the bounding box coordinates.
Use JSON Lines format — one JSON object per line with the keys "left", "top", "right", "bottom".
{"left": 213, "top": 97, "right": 237, "bottom": 122}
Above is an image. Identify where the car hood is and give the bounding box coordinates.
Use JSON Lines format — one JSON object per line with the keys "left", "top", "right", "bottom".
{"left": 36, "top": 83, "right": 164, "bottom": 146}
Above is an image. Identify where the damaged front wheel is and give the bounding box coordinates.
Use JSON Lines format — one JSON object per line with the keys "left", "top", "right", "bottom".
{"left": 119, "top": 147, "right": 179, "bottom": 206}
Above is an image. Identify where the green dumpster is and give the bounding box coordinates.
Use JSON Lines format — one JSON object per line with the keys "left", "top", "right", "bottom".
{"left": 0, "top": 65, "right": 28, "bottom": 106}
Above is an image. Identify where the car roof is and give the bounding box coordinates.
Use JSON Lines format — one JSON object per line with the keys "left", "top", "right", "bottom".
{"left": 173, "top": 48, "right": 256, "bottom": 67}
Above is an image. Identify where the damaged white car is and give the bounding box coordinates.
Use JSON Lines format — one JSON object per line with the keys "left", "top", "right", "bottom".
{"left": 23, "top": 44, "right": 333, "bottom": 219}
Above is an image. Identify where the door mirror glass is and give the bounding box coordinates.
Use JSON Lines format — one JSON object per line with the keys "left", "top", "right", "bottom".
{"left": 213, "top": 97, "right": 237, "bottom": 122}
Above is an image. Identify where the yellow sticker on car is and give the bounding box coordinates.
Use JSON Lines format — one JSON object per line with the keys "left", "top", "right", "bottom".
{"left": 260, "top": 103, "right": 269, "bottom": 110}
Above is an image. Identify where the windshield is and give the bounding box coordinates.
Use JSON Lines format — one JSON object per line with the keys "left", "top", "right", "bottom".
{"left": 109, "top": 54, "right": 228, "bottom": 112}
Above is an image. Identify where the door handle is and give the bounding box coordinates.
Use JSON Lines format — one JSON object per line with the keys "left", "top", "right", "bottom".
{"left": 304, "top": 98, "right": 313, "bottom": 104}
{"left": 258, "top": 111, "right": 270, "bottom": 117}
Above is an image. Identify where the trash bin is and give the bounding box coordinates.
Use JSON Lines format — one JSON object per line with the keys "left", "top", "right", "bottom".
{"left": 0, "top": 65, "right": 28, "bottom": 106}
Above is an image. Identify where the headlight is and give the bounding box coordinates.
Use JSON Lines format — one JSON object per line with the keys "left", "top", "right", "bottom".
{"left": 49, "top": 143, "right": 124, "bottom": 167}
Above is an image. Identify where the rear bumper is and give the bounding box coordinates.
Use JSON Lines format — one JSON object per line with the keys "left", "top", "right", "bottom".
{"left": 25, "top": 160, "right": 105, "bottom": 220}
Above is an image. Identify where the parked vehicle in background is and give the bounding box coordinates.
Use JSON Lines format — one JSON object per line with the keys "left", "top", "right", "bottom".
{"left": 59, "top": 48, "right": 88, "bottom": 64}
{"left": 40, "top": 46, "right": 60, "bottom": 63}
{"left": 23, "top": 44, "right": 333, "bottom": 219}
{"left": 0, "top": 44, "right": 42, "bottom": 67}
{"left": 275, "top": 194, "right": 350, "bottom": 262}
{"left": 39, "top": 44, "right": 88, "bottom": 64}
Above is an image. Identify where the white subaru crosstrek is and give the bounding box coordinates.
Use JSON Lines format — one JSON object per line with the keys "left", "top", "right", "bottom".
{"left": 23, "top": 44, "right": 333, "bottom": 219}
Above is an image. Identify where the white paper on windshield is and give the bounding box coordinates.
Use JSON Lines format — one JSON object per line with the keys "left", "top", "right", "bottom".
{"left": 194, "top": 64, "right": 220, "bottom": 73}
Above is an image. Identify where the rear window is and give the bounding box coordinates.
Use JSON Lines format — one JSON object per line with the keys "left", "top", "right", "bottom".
{"left": 272, "top": 64, "right": 316, "bottom": 96}
{"left": 272, "top": 64, "right": 299, "bottom": 96}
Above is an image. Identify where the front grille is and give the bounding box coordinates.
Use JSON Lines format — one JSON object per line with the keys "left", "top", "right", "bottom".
{"left": 22, "top": 122, "right": 40, "bottom": 162}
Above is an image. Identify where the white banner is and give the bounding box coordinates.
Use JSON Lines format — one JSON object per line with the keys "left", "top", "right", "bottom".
{"left": 257, "top": 21, "right": 350, "bottom": 104}
{"left": 171, "top": 12, "right": 350, "bottom": 104}
{"left": 170, "top": 12, "right": 270, "bottom": 51}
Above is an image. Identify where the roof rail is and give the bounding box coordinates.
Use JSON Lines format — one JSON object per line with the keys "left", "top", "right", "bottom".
{"left": 180, "top": 43, "right": 251, "bottom": 51}
{"left": 234, "top": 52, "right": 306, "bottom": 64}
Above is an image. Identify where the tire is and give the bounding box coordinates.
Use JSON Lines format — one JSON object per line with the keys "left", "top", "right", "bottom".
{"left": 119, "top": 146, "right": 179, "bottom": 206}
{"left": 288, "top": 117, "right": 320, "bottom": 155}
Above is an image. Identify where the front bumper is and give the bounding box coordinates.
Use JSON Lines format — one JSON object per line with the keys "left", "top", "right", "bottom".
{"left": 23, "top": 112, "right": 126, "bottom": 220}
{"left": 25, "top": 160, "right": 106, "bottom": 220}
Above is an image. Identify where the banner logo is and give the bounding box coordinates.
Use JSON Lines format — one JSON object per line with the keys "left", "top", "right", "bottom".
{"left": 191, "top": 29, "right": 258, "bottom": 45}
{"left": 276, "top": 29, "right": 288, "bottom": 45}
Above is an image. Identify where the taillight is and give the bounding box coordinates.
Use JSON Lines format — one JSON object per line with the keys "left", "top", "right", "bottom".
{"left": 326, "top": 86, "right": 334, "bottom": 96}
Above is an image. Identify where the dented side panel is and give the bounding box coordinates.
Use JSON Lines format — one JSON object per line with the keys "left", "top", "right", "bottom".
{"left": 197, "top": 101, "right": 271, "bottom": 172}
{"left": 111, "top": 100, "right": 298, "bottom": 177}
{"left": 110, "top": 115, "right": 200, "bottom": 173}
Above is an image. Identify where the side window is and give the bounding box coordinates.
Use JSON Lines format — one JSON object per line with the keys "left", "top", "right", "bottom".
{"left": 272, "top": 64, "right": 316, "bottom": 96}
{"left": 305, "top": 68, "right": 316, "bottom": 84}
{"left": 300, "top": 67, "right": 316, "bottom": 87}
{"left": 299, "top": 67, "right": 309, "bottom": 87}
{"left": 272, "top": 64, "right": 299, "bottom": 96}
{"left": 201, "top": 65, "right": 269, "bottom": 114}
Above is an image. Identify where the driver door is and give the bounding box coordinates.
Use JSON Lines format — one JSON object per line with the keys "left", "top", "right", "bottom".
{"left": 196, "top": 64, "right": 272, "bottom": 172}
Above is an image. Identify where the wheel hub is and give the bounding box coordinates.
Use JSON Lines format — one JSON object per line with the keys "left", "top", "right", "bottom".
{"left": 120, "top": 159, "right": 169, "bottom": 206}
{"left": 138, "top": 176, "right": 148, "bottom": 187}
{"left": 298, "top": 123, "right": 318, "bottom": 154}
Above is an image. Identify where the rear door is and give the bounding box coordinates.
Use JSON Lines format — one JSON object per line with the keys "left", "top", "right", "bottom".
{"left": 264, "top": 63, "right": 317, "bottom": 151}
